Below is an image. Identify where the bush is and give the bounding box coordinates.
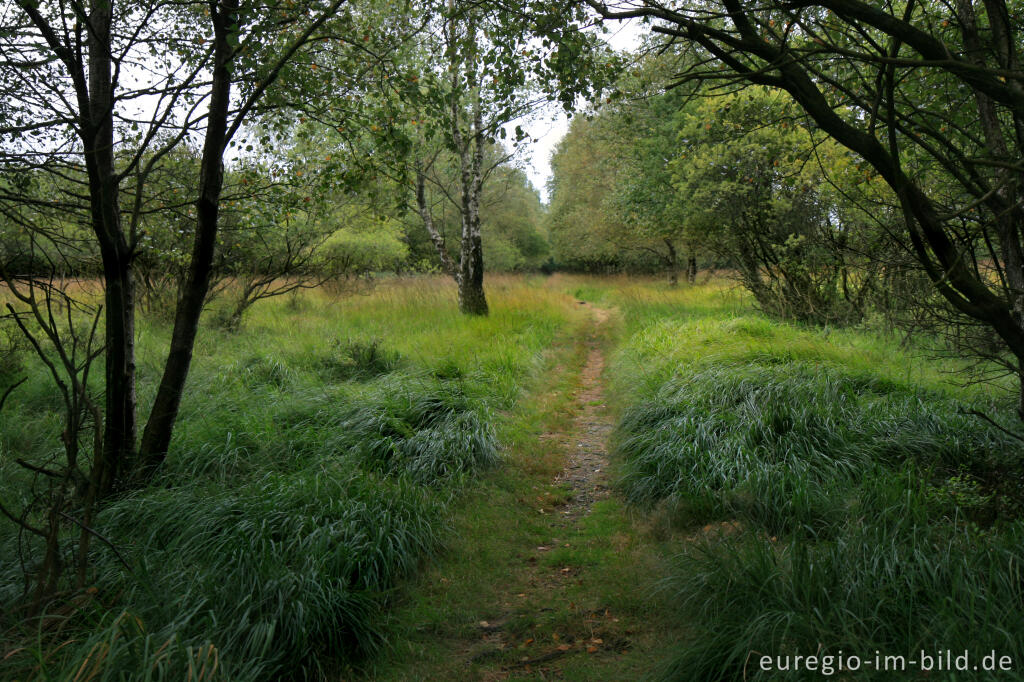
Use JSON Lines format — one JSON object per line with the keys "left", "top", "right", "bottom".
{"left": 318, "top": 338, "right": 402, "bottom": 382}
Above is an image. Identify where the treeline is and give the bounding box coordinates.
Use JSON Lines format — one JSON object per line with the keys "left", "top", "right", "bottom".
{"left": 1, "top": 149, "right": 550, "bottom": 334}
{"left": 1, "top": 148, "right": 549, "bottom": 290}
{"left": 547, "top": 53, "right": 911, "bottom": 326}
{"left": 547, "top": 47, "right": 1016, "bottom": 398}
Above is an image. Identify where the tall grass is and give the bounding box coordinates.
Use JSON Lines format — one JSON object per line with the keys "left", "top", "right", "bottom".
{"left": 0, "top": 276, "right": 585, "bottom": 680}
{"left": 68, "top": 469, "right": 445, "bottom": 680}
{"left": 597, "top": 280, "right": 1024, "bottom": 681}
{"left": 616, "top": 363, "right": 1017, "bottom": 535}
{"left": 659, "top": 520, "right": 1024, "bottom": 681}
{"left": 334, "top": 380, "right": 499, "bottom": 487}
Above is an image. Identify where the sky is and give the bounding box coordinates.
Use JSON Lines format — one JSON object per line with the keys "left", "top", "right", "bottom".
{"left": 511, "top": 18, "right": 647, "bottom": 203}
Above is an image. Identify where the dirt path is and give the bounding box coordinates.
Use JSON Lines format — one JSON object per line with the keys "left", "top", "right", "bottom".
{"left": 550, "top": 305, "right": 614, "bottom": 522}
{"left": 458, "top": 303, "right": 631, "bottom": 679}
{"left": 368, "top": 303, "right": 677, "bottom": 681}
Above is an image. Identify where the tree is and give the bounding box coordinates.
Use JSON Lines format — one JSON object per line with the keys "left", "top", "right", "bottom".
{"left": 600, "top": 48, "right": 710, "bottom": 284}
{"left": 480, "top": 166, "right": 549, "bottom": 272}
{"left": 672, "top": 86, "right": 885, "bottom": 322}
{"left": 0, "top": 0, "right": 346, "bottom": 603}
{"left": 587, "top": 0, "right": 1024, "bottom": 415}
{"left": 304, "top": 0, "right": 618, "bottom": 311}
{"left": 546, "top": 106, "right": 689, "bottom": 277}
{"left": 547, "top": 115, "right": 634, "bottom": 272}
{"left": 372, "top": 0, "right": 545, "bottom": 314}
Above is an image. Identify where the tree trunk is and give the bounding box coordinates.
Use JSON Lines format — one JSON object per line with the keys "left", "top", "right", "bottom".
{"left": 458, "top": 238, "right": 488, "bottom": 316}
{"left": 687, "top": 254, "right": 698, "bottom": 284}
{"left": 416, "top": 165, "right": 457, "bottom": 277}
{"left": 456, "top": 155, "right": 488, "bottom": 314}
{"left": 451, "top": 14, "right": 488, "bottom": 317}
{"left": 81, "top": 0, "right": 136, "bottom": 496}
{"left": 457, "top": 121, "right": 488, "bottom": 316}
{"left": 138, "top": 0, "right": 238, "bottom": 472}
{"left": 1019, "top": 365, "right": 1024, "bottom": 422}
{"left": 97, "top": 261, "right": 137, "bottom": 494}
{"left": 664, "top": 238, "right": 678, "bottom": 287}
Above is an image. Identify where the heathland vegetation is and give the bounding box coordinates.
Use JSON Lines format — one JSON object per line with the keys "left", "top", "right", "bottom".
{"left": 4, "top": 277, "right": 1023, "bottom": 679}
{"left": 3, "top": 0, "right": 1024, "bottom": 679}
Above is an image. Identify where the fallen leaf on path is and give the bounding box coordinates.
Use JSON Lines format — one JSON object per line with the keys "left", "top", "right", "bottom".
{"left": 587, "top": 646, "right": 598, "bottom": 653}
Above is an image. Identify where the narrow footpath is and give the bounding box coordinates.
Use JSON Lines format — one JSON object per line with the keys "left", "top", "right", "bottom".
{"left": 551, "top": 305, "right": 614, "bottom": 524}
{"left": 465, "top": 304, "right": 620, "bottom": 678}
{"left": 364, "top": 303, "right": 681, "bottom": 681}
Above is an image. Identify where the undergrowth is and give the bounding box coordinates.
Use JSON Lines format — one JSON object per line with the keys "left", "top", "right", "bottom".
{"left": 0, "top": 276, "right": 581, "bottom": 680}
{"left": 580, "top": 278, "right": 1024, "bottom": 681}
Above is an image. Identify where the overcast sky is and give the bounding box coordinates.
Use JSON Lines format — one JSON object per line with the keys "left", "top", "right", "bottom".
{"left": 510, "top": 19, "right": 647, "bottom": 203}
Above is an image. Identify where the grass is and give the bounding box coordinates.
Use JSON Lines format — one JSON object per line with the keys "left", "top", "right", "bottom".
{"left": 358, "top": 297, "right": 689, "bottom": 680}
{"left": 569, "top": 276, "right": 1024, "bottom": 681}
{"left": 0, "top": 275, "right": 586, "bottom": 680}
{"left": 616, "top": 363, "right": 1019, "bottom": 534}
{"left": 4, "top": 272, "right": 1023, "bottom": 680}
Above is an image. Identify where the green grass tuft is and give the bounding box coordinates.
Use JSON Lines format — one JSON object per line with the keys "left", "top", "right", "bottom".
{"left": 616, "top": 363, "right": 1019, "bottom": 536}
{"left": 334, "top": 380, "right": 499, "bottom": 486}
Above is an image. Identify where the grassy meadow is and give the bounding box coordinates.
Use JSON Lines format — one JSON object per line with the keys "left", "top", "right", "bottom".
{"left": 580, "top": 277, "right": 1024, "bottom": 681}
{"left": 2, "top": 273, "right": 1023, "bottom": 680}
{"left": 0, "top": 275, "right": 587, "bottom": 679}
